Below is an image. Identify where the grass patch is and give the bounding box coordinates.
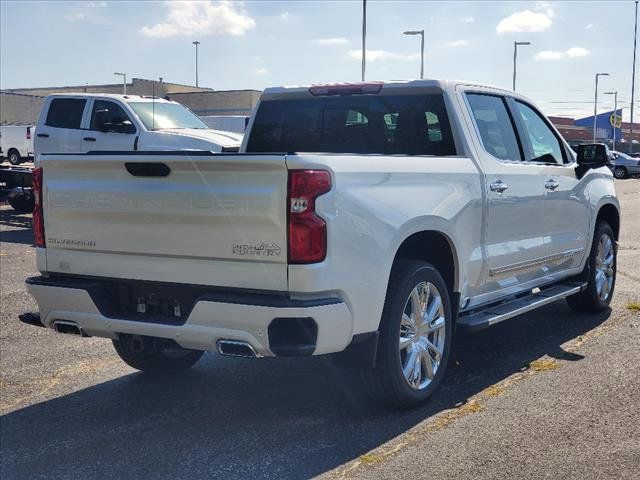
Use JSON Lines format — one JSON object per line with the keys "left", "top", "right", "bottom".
{"left": 359, "top": 453, "right": 383, "bottom": 464}
{"left": 484, "top": 385, "right": 506, "bottom": 397}
{"left": 627, "top": 302, "right": 640, "bottom": 312}
{"left": 529, "top": 358, "right": 560, "bottom": 372}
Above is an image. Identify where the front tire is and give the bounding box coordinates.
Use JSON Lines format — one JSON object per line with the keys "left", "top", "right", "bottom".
{"left": 613, "top": 166, "right": 627, "bottom": 179}
{"left": 8, "top": 149, "right": 21, "bottom": 165}
{"left": 567, "top": 221, "right": 616, "bottom": 313}
{"left": 363, "top": 260, "right": 453, "bottom": 409}
{"left": 112, "top": 335, "right": 204, "bottom": 373}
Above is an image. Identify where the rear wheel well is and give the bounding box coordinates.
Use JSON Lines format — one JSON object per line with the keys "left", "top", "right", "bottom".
{"left": 596, "top": 204, "right": 620, "bottom": 240}
{"left": 392, "top": 231, "right": 457, "bottom": 294}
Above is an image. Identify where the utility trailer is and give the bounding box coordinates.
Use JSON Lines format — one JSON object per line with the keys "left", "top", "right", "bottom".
{"left": 0, "top": 165, "right": 34, "bottom": 212}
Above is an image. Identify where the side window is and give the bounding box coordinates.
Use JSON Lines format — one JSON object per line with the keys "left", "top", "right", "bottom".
{"left": 466, "top": 93, "right": 521, "bottom": 161}
{"left": 514, "top": 101, "right": 564, "bottom": 164}
{"left": 45, "top": 98, "right": 87, "bottom": 129}
{"left": 90, "top": 100, "right": 136, "bottom": 134}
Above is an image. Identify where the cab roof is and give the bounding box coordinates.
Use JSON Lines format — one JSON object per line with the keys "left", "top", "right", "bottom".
{"left": 46, "top": 93, "right": 175, "bottom": 104}
{"left": 261, "top": 79, "right": 514, "bottom": 99}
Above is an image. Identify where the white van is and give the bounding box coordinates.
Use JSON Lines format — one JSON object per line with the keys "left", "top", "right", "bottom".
{"left": 0, "top": 125, "right": 35, "bottom": 165}
{"left": 34, "top": 94, "right": 242, "bottom": 158}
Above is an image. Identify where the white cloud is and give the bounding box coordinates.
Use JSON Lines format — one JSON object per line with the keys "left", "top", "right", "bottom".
{"left": 445, "top": 40, "right": 469, "bottom": 48}
{"left": 253, "top": 67, "right": 269, "bottom": 75}
{"left": 534, "top": 50, "right": 563, "bottom": 60}
{"left": 313, "top": 37, "right": 348, "bottom": 46}
{"left": 460, "top": 16, "right": 475, "bottom": 24}
{"left": 280, "top": 11, "right": 290, "bottom": 20}
{"left": 496, "top": 9, "right": 553, "bottom": 34}
{"left": 141, "top": 1, "right": 255, "bottom": 38}
{"left": 565, "top": 47, "right": 590, "bottom": 57}
{"left": 534, "top": 46, "right": 590, "bottom": 61}
{"left": 535, "top": 1, "right": 555, "bottom": 18}
{"left": 64, "top": 12, "right": 86, "bottom": 21}
{"left": 347, "top": 49, "right": 419, "bottom": 62}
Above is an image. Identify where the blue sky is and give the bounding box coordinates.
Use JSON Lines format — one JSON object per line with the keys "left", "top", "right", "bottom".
{"left": 0, "top": 1, "right": 636, "bottom": 119}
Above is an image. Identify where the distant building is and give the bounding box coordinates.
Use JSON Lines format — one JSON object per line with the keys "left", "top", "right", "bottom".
{"left": 1, "top": 77, "right": 261, "bottom": 125}
{"left": 550, "top": 110, "right": 640, "bottom": 153}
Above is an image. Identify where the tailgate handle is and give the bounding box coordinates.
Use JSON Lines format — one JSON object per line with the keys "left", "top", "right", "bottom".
{"left": 36, "top": 133, "right": 49, "bottom": 138}
{"left": 125, "top": 162, "right": 171, "bottom": 177}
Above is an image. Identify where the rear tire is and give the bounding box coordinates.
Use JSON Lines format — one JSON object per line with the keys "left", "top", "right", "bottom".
{"left": 566, "top": 221, "right": 616, "bottom": 313}
{"left": 8, "top": 149, "right": 21, "bottom": 165}
{"left": 112, "top": 335, "right": 204, "bottom": 373}
{"left": 613, "top": 166, "right": 627, "bottom": 179}
{"left": 362, "top": 260, "right": 453, "bottom": 409}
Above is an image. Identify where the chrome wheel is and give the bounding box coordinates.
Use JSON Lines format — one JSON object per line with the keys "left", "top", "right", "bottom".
{"left": 399, "top": 281, "right": 446, "bottom": 391}
{"left": 595, "top": 233, "right": 615, "bottom": 302}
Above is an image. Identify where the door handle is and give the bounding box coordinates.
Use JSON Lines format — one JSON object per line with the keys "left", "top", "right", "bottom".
{"left": 544, "top": 179, "right": 560, "bottom": 191}
{"left": 83, "top": 137, "right": 96, "bottom": 142}
{"left": 36, "top": 133, "right": 49, "bottom": 138}
{"left": 489, "top": 180, "right": 509, "bottom": 193}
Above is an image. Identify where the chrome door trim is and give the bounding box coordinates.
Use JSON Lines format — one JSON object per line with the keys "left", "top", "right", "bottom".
{"left": 489, "top": 247, "right": 585, "bottom": 277}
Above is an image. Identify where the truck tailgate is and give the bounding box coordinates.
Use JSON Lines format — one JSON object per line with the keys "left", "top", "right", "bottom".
{"left": 40, "top": 152, "right": 289, "bottom": 291}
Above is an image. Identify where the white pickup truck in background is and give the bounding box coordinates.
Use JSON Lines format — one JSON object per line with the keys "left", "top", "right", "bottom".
{"left": 0, "top": 125, "right": 35, "bottom": 165}
{"left": 22, "top": 80, "right": 620, "bottom": 409}
{"left": 34, "top": 94, "right": 243, "bottom": 156}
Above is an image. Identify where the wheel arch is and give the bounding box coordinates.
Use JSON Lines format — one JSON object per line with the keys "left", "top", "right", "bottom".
{"left": 391, "top": 230, "right": 459, "bottom": 295}
{"left": 596, "top": 202, "right": 620, "bottom": 240}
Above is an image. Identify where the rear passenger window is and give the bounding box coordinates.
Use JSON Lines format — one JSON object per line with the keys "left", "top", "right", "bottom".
{"left": 45, "top": 98, "right": 87, "bottom": 129}
{"left": 247, "top": 94, "right": 456, "bottom": 156}
{"left": 466, "top": 94, "right": 521, "bottom": 161}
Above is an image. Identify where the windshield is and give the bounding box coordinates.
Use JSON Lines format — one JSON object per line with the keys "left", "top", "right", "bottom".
{"left": 128, "top": 102, "right": 208, "bottom": 130}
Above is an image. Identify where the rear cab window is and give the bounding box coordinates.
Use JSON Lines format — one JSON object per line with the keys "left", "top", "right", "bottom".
{"left": 45, "top": 98, "right": 87, "bottom": 129}
{"left": 246, "top": 92, "right": 456, "bottom": 156}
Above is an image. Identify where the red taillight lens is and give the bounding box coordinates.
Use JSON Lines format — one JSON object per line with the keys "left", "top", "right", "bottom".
{"left": 287, "top": 170, "right": 331, "bottom": 264}
{"left": 32, "top": 167, "right": 45, "bottom": 248}
{"left": 26, "top": 127, "right": 31, "bottom": 140}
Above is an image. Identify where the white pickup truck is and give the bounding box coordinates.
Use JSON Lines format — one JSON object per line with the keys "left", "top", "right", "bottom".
{"left": 22, "top": 80, "right": 620, "bottom": 408}
{"left": 34, "top": 93, "right": 242, "bottom": 155}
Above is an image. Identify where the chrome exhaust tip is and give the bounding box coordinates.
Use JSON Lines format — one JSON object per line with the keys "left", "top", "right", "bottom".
{"left": 216, "top": 340, "right": 259, "bottom": 358}
{"left": 52, "top": 320, "right": 87, "bottom": 337}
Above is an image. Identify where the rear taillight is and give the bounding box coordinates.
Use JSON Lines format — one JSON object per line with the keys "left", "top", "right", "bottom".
{"left": 287, "top": 170, "right": 331, "bottom": 264}
{"left": 32, "top": 167, "right": 45, "bottom": 248}
{"left": 26, "top": 127, "right": 31, "bottom": 140}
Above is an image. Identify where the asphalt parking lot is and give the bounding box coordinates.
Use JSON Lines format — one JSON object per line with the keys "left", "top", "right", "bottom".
{"left": 1, "top": 180, "right": 638, "bottom": 480}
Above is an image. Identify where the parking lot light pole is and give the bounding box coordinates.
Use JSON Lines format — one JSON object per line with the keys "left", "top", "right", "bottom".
{"left": 512, "top": 41, "right": 530, "bottom": 91}
{"left": 193, "top": 41, "right": 200, "bottom": 87}
{"left": 605, "top": 91, "right": 619, "bottom": 151}
{"left": 403, "top": 30, "right": 425, "bottom": 79}
{"left": 594, "top": 73, "right": 610, "bottom": 143}
{"left": 114, "top": 72, "right": 126, "bottom": 95}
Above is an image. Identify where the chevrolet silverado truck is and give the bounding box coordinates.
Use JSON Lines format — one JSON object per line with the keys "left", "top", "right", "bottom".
{"left": 34, "top": 93, "right": 242, "bottom": 155}
{"left": 21, "top": 80, "right": 620, "bottom": 409}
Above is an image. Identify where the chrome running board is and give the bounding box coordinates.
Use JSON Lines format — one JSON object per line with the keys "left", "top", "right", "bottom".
{"left": 457, "top": 281, "right": 587, "bottom": 332}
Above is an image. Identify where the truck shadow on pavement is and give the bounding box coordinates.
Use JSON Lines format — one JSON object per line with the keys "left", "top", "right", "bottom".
{"left": 2, "top": 303, "right": 610, "bottom": 480}
{"left": 0, "top": 208, "right": 33, "bottom": 245}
